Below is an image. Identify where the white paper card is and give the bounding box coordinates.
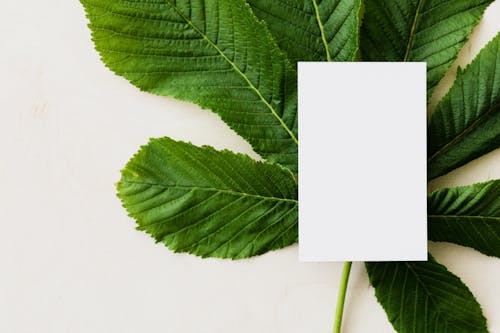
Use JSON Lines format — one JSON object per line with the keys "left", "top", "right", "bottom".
{"left": 298, "top": 62, "right": 427, "bottom": 262}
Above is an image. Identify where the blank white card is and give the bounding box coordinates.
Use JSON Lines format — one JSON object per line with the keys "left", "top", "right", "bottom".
{"left": 298, "top": 62, "right": 427, "bottom": 262}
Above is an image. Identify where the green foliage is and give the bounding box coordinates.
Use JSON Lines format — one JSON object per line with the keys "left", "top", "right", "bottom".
{"left": 361, "top": 0, "right": 494, "bottom": 96}
{"left": 428, "top": 34, "right": 500, "bottom": 180}
{"left": 81, "top": 0, "right": 298, "bottom": 172}
{"left": 81, "top": 0, "right": 500, "bottom": 332}
{"left": 362, "top": 12, "right": 500, "bottom": 332}
{"left": 247, "top": 0, "right": 362, "bottom": 63}
{"left": 366, "top": 256, "right": 488, "bottom": 333}
{"left": 429, "top": 180, "right": 500, "bottom": 258}
{"left": 117, "top": 137, "right": 298, "bottom": 259}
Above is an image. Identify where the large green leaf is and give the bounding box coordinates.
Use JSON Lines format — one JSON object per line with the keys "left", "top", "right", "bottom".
{"left": 361, "top": 0, "right": 493, "bottom": 96}
{"left": 247, "top": 0, "right": 361, "bottom": 63}
{"left": 117, "top": 137, "right": 298, "bottom": 259}
{"left": 82, "top": 0, "right": 298, "bottom": 172}
{"left": 366, "top": 257, "right": 488, "bottom": 333}
{"left": 428, "top": 180, "right": 500, "bottom": 258}
{"left": 428, "top": 33, "right": 500, "bottom": 180}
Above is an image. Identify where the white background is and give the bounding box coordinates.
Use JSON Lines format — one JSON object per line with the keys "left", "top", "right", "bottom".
{"left": 1, "top": 1, "right": 499, "bottom": 332}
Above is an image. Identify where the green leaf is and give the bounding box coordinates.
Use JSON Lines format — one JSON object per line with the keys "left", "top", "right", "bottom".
{"left": 366, "top": 257, "right": 488, "bottom": 333}
{"left": 117, "top": 137, "right": 298, "bottom": 259}
{"left": 247, "top": 0, "right": 362, "bottom": 63}
{"left": 361, "top": 0, "right": 493, "bottom": 96}
{"left": 428, "top": 33, "right": 500, "bottom": 180}
{"left": 81, "top": 0, "right": 298, "bottom": 172}
{"left": 428, "top": 180, "right": 500, "bottom": 258}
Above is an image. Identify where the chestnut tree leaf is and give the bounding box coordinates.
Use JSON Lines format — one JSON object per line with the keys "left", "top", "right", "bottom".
{"left": 366, "top": 256, "right": 488, "bottom": 333}
{"left": 428, "top": 33, "right": 500, "bottom": 180}
{"left": 81, "top": 0, "right": 298, "bottom": 172}
{"left": 428, "top": 179, "right": 500, "bottom": 258}
{"left": 361, "top": 0, "right": 493, "bottom": 97}
{"left": 247, "top": 0, "right": 362, "bottom": 63}
{"left": 117, "top": 137, "right": 298, "bottom": 259}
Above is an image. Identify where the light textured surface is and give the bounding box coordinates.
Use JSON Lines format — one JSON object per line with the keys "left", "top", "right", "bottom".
{"left": 0, "top": 1, "right": 499, "bottom": 333}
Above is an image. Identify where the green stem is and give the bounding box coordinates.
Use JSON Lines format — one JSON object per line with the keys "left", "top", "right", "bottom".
{"left": 333, "top": 262, "right": 352, "bottom": 333}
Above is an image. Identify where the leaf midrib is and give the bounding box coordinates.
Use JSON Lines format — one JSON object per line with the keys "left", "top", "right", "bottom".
{"left": 428, "top": 214, "right": 500, "bottom": 221}
{"left": 311, "top": 0, "right": 332, "bottom": 61}
{"left": 403, "top": 0, "right": 426, "bottom": 61}
{"left": 166, "top": 0, "right": 299, "bottom": 145}
{"left": 121, "top": 180, "right": 299, "bottom": 204}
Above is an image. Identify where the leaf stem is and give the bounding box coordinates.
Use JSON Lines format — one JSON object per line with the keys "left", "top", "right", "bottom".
{"left": 333, "top": 262, "right": 352, "bottom": 333}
